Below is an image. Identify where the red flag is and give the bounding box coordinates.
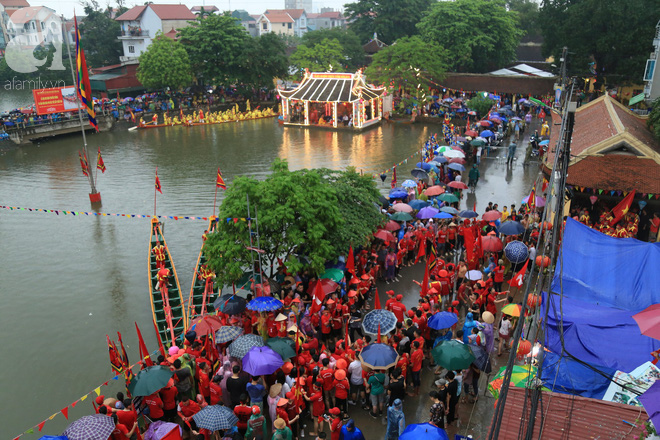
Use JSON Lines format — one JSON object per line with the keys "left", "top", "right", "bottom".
{"left": 541, "top": 178, "right": 548, "bottom": 192}
{"left": 155, "top": 171, "right": 162, "bottom": 194}
{"left": 345, "top": 318, "right": 350, "bottom": 348}
{"left": 373, "top": 288, "right": 381, "bottom": 309}
{"left": 107, "top": 335, "right": 123, "bottom": 375}
{"left": 152, "top": 318, "right": 167, "bottom": 358}
{"left": 216, "top": 168, "right": 227, "bottom": 190}
{"left": 135, "top": 322, "right": 154, "bottom": 368}
{"left": 391, "top": 165, "right": 397, "bottom": 189}
{"left": 420, "top": 260, "right": 430, "bottom": 297}
{"left": 79, "top": 152, "right": 89, "bottom": 177}
{"left": 377, "top": 323, "right": 381, "bottom": 343}
{"left": 346, "top": 246, "right": 355, "bottom": 275}
{"left": 61, "top": 407, "right": 69, "bottom": 420}
{"left": 117, "top": 331, "right": 134, "bottom": 394}
{"left": 508, "top": 260, "right": 529, "bottom": 288}
{"left": 96, "top": 148, "right": 106, "bottom": 173}
{"left": 610, "top": 190, "right": 635, "bottom": 225}
{"left": 528, "top": 186, "right": 536, "bottom": 212}
{"left": 415, "top": 238, "right": 426, "bottom": 264}
{"left": 310, "top": 278, "right": 325, "bottom": 314}
{"left": 38, "top": 421, "right": 46, "bottom": 432}
{"left": 474, "top": 234, "right": 484, "bottom": 259}
{"left": 473, "top": 202, "right": 477, "bottom": 212}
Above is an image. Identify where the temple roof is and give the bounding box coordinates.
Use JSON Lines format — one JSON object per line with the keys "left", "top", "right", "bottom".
{"left": 278, "top": 71, "right": 385, "bottom": 103}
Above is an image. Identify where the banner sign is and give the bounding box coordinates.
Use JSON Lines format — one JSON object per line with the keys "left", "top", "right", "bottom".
{"left": 33, "top": 86, "right": 81, "bottom": 115}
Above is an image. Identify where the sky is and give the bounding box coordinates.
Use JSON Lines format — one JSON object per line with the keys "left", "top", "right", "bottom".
{"left": 38, "top": 0, "right": 349, "bottom": 18}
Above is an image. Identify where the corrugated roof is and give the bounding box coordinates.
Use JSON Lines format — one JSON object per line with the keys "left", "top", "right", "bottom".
{"left": 115, "top": 5, "right": 146, "bottom": 21}
{"left": 279, "top": 72, "right": 385, "bottom": 102}
{"left": 0, "top": 0, "right": 29, "bottom": 8}
{"left": 491, "top": 387, "right": 648, "bottom": 440}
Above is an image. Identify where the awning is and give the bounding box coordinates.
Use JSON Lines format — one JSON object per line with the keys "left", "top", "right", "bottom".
{"left": 628, "top": 92, "right": 646, "bottom": 106}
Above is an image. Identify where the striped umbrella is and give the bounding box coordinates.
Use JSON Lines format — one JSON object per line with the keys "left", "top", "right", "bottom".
{"left": 193, "top": 405, "right": 239, "bottom": 431}
{"left": 228, "top": 334, "right": 265, "bottom": 359}
{"left": 63, "top": 415, "right": 115, "bottom": 440}
{"left": 215, "top": 325, "right": 244, "bottom": 344}
{"left": 362, "top": 309, "right": 397, "bottom": 335}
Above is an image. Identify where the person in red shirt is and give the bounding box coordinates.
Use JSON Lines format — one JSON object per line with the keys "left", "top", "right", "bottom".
{"left": 493, "top": 260, "right": 505, "bottom": 291}
{"left": 197, "top": 362, "right": 211, "bottom": 404}
{"left": 110, "top": 414, "right": 137, "bottom": 440}
{"left": 159, "top": 379, "right": 178, "bottom": 422}
{"left": 177, "top": 395, "right": 201, "bottom": 432}
{"left": 437, "top": 225, "right": 448, "bottom": 253}
{"left": 328, "top": 407, "right": 343, "bottom": 440}
{"left": 390, "top": 295, "right": 407, "bottom": 322}
{"left": 144, "top": 391, "right": 165, "bottom": 421}
{"left": 304, "top": 381, "right": 325, "bottom": 437}
{"left": 409, "top": 341, "right": 424, "bottom": 396}
{"left": 333, "top": 369, "right": 350, "bottom": 415}
{"left": 319, "top": 357, "right": 335, "bottom": 408}
{"left": 234, "top": 395, "right": 253, "bottom": 436}
{"left": 115, "top": 399, "right": 137, "bottom": 432}
{"left": 385, "top": 290, "right": 396, "bottom": 311}
{"left": 321, "top": 309, "right": 333, "bottom": 343}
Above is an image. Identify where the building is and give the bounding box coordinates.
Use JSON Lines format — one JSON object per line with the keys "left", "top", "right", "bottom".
{"left": 307, "top": 10, "right": 345, "bottom": 30}
{"left": 4, "top": 5, "right": 61, "bottom": 50}
{"left": 278, "top": 70, "right": 386, "bottom": 130}
{"left": 0, "top": 0, "right": 29, "bottom": 49}
{"left": 115, "top": 4, "right": 195, "bottom": 62}
{"left": 89, "top": 62, "right": 143, "bottom": 97}
{"left": 257, "top": 9, "right": 307, "bottom": 38}
{"left": 284, "top": 0, "right": 312, "bottom": 13}
{"left": 643, "top": 19, "right": 660, "bottom": 102}
{"left": 231, "top": 9, "right": 258, "bottom": 37}
{"left": 363, "top": 33, "right": 387, "bottom": 65}
{"left": 191, "top": 5, "right": 219, "bottom": 15}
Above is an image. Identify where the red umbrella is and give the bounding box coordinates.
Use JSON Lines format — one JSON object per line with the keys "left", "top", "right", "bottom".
{"left": 189, "top": 315, "right": 223, "bottom": 335}
{"left": 384, "top": 220, "right": 401, "bottom": 231}
{"left": 478, "top": 121, "right": 492, "bottom": 127}
{"left": 482, "top": 210, "right": 502, "bottom": 221}
{"left": 424, "top": 186, "right": 445, "bottom": 196}
{"left": 374, "top": 229, "right": 396, "bottom": 242}
{"left": 481, "top": 235, "right": 503, "bottom": 252}
{"left": 447, "top": 181, "right": 468, "bottom": 190}
{"left": 633, "top": 303, "right": 660, "bottom": 341}
{"left": 449, "top": 158, "right": 466, "bottom": 165}
{"left": 465, "top": 130, "right": 479, "bottom": 137}
{"left": 307, "top": 278, "right": 340, "bottom": 295}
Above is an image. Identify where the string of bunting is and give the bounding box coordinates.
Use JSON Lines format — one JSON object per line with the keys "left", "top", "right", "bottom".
{"left": 371, "top": 150, "right": 425, "bottom": 179}
{"left": 0, "top": 205, "right": 253, "bottom": 222}
{"left": 567, "top": 186, "right": 659, "bottom": 199}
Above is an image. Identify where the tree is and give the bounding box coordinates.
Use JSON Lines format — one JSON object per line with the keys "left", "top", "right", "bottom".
{"left": 648, "top": 97, "right": 660, "bottom": 143}
{"left": 539, "top": 0, "right": 659, "bottom": 86}
{"left": 344, "top": 0, "right": 433, "bottom": 44}
{"left": 238, "top": 33, "right": 289, "bottom": 89}
{"left": 418, "top": 0, "right": 523, "bottom": 73}
{"left": 137, "top": 33, "right": 192, "bottom": 90}
{"left": 289, "top": 38, "right": 345, "bottom": 73}
{"left": 178, "top": 13, "right": 249, "bottom": 85}
{"left": 507, "top": 0, "right": 540, "bottom": 40}
{"left": 301, "top": 28, "right": 366, "bottom": 70}
{"left": 466, "top": 93, "right": 495, "bottom": 117}
{"left": 0, "top": 44, "right": 71, "bottom": 84}
{"left": 80, "top": 1, "right": 127, "bottom": 68}
{"left": 365, "top": 36, "right": 447, "bottom": 93}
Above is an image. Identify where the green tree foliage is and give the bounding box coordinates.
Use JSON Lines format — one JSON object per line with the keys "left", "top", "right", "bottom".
{"left": 344, "top": 0, "right": 433, "bottom": 44}
{"left": 418, "top": 0, "right": 523, "bottom": 73}
{"left": 289, "top": 38, "right": 345, "bottom": 73}
{"left": 466, "top": 93, "right": 495, "bottom": 117}
{"left": 137, "top": 33, "right": 193, "bottom": 90}
{"left": 507, "top": 0, "right": 540, "bottom": 39}
{"left": 178, "top": 13, "right": 249, "bottom": 85}
{"left": 365, "top": 36, "right": 447, "bottom": 93}
{"left": 539, "top": 0, "right": 659, "bottom": 86}
{"left": 80, "top": 1, "right": 127, "bottom": 68}
{"left": 239, "top": 33, "right": 289, "bottom": 88}
{"left": 0, "top": 44, "right": 71, "bottom": 84}
{"left": 648, "top": 97, "right": 660, "bottom": 143}
{"left": 301, "top": 28, "right": 366, "bottom": 70}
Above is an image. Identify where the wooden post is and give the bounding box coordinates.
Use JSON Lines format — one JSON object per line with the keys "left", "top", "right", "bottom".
{"left": 304, "top": 101, "right": 309, "bottom": 126}
{"left": 333, "top": 102, "right": 338, "bottom": 128}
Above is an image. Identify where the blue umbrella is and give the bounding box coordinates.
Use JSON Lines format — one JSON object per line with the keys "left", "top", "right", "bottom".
{"left": 400, "top": 423, "right": 449, "bottom": 440}
{"left": 499, "top": 221, "right": 525, "bottom": 236}
{"left": 440, "top": 206, "right": 459, "bottom": 214}
{"left": 504, "top": 240, "right": 529, "bottom": 264}
{"left": 459, "top": 210, "right": 478, "bottom": 218}
{"left": 215, "top": 325, "right": 244, "bottom": 343}
{"left": 480, "top": 129, "right": 494, "bottom": 137}
{"left": 362, "top": 309, "right": 397, "bottom": 335}
{"left": 359, "top": 343, "right": 399, "bottom": 369}
{"left": 389, "top": 190, "right": 408, "bottom": 199}
{"left": 417, "top": 206, "right": 440, "bottom": 219}
{"left": 409, "top": 199, "right": 429, "bottom": 210}
{"left": 242, "top": 346, "right": 284, "bottom": 376}
{"left": 193, "top": 405, "right": 239, "bottom": 431}
{"left": 433, "top": 212, "right": 454, "bottom": 219}
{"left": 415, "top": 162, "right": 432, "bottom": 171}
{"left": 247, "top": 296, "right": 283, "bottom": 312}
{"left": 428, "top": 312, "right": 458, "bottom": 330}
{"left": 448, "top": 163, "right": 465, "bottom": 172}
{"left": 539, "top": 139, "right": 550, "bottom": 145}
{"left": 429, "top": 156, "right": 448, "bottom": 164}
{"left": 411, "top": 168, "right": 429, "bottom": 179}
{"left": 401, "top": 179, "right": 417, "bottom": 188}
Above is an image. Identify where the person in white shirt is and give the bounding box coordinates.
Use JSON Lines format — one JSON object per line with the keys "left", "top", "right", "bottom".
{"left": 348, "top": 358, "right": 365, "bottom": 406}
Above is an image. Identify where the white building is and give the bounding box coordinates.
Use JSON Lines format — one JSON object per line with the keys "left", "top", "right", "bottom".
{"left": 0, "top": 0, "right": 30, "bottom": 49}
{"left": 4, "top": 6, "right": 61, "bottom": 47}
{"left": 643, "top": 19, "right": 660, "bottom": 102}
{"left": 115, "top": 4, "right": 195, "bottom": 62}
{"left": 257, "top": 9, "right": 307, "bottom": 38}
{"left": 284, "top": 0, "right": 312, "bottom": 13}
{"left": 307, "top": 10, "right": 346, "bottom": 30}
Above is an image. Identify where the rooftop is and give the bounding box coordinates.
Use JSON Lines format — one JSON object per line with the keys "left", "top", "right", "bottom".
{"left": 261, "top": 11, "right": 294, "bottom": 23}
{"left": 0, "top": 0, "right": 29, "bottom": 8}
{"left": 7, "top": 5, "right": 53, "bottom": 24}
{"left": 115, "top": 4, "right": 194, "bottom": 21}
{"left": 279, "top": 71, "right": 385, "bottom": 103}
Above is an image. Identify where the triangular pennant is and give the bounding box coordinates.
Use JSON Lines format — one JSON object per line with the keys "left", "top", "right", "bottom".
{"left": 61, "top": 407, "right": 69, "bottom": 419}
{"left": 80, "top": 395, "right": 87, "bottom": 401}
{"left": 48, "top": 413, "right": 57, "bottom": 420}
{"left": 611, "top": 191, "right": 616, "bottom": 196}
{"left": 623, "top": 191, "right": 628, "bottom": 196}
{"left": 655, "top": 195, "right": 659, "bottom": 200}
{"left": 38, "top": 421, "right": 46, "bottom": 431}
{"left": 94, "top": 387, "right": 101, "bottom": 396}
{"left": 25, "top": 429, "right": 33, "bottom": 434}
{"left": 650, "top": 194, "right": 654, "bottom": 199}
{"left": 71, "top": 401, "right": 78, "bottom": 408}
{"left": 598, "top": 189, "right": 603, "bottom": 194}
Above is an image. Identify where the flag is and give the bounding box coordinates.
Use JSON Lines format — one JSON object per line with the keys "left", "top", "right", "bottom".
{"left": 474, "top": 234, "right": 483, "bottom": 259}
{"left": 135, "top": 322, "right": 154, "bottom": 368}
{"left": 473, "top": 201, "right": 477, "bottom": 212}
{"left": 508, "top": 260, "right": 529, "bottom": 288}
{"left": 107, "top": 335, "right": 123, "bottom": 375}
{"left": 415, "top": 238, "right": 426, "bottom": 264}
{"left": 310, "top": 278, "right": 325, "bottom": 314}
{"left": 79, "top": 151, "right": 89, "bottom": 177}
{"left": 216, "top": 168, "right": 227, "bottom": 190}
{"left": 373, "top": 288, "right": 381, "bottom": 309}
{"left": 541, "top": 178, "right": 549, "bottom": 192}
{"left": 346, "top": 246, "right": 355, "bottom": 275}
{"left": 428, "top": 240, "right": 437, "bottom": 272}
{"left": 528, "top": 186, "right": 536, "bottom": 212}
{"left": 377, "top": 323, "right": 381, "bottom": 343}
{"left": 420, "top": 259, "right": 430, "bottom": 297}
{"left": 391, "top": 165, "right": 397, "bottom": 189}
{"left": 74, "top": 15, "right": 98, "bottom": 132}
{"left": 610, "top": 190, "right": 635, "bottom": 225}
{"left": 155, "top": 171, "right": 162, "bottom": 194}
{"left": 96, "top": 148, "right": 106, "bottom": 173}
{"left": 117, "top": 331, "right": 134, "bottom": 393}
{"left": 152, "top": 318, "right": 167, "bottom": 358}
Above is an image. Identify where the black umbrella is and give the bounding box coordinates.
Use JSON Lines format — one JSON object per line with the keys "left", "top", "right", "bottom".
{"left": 213, "top": 294, "right": 247, "bottom": 315}
{"left": 411, "top": 168, "right": 429, "bottom": 179}
{"left": 470, "top": 345, "right": 492, "bottom": 374}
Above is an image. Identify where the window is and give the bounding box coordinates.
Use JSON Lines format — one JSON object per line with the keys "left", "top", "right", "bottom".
{"left": 644, "top": 60, "right": 656, "bottom": 81}
{"left": 40, "top": 22, "right": 44, "bottom": 30}
{"left": 282, "top": 23, "right": 285, "bottom": 27}
{"left": 31, "top": 22, "right": 35, "bottom": 30}
{"left": 288, "top": 23, "right": 292, "bottom": 29}
{"left": 128, "top": 45, "right": 135, "bottom": 54}
{"left": 263, "top": 23, "right": 267, "bottom": 30}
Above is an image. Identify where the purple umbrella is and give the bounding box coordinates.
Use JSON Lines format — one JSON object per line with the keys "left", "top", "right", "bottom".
{"left": 144, "top": 421, "right": 183, "bottom": 440}
{"left": 522, "top": 194, "right": 546, "bottom": 207}
{"left": 639, "top": 380, "right": 660, "bottom": 430}
{"left": 242, "top": 345, "right": 283, "bottom": 376}
{"left": 417, "top": 206, "right": 440, "bottom": 219}
{"left": 63, "top": 414, "right": 115, "bottom": 440}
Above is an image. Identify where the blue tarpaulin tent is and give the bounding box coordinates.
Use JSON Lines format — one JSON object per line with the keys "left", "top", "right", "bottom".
{"left": 540, "top": 350, "right": 615, "bottom": 399}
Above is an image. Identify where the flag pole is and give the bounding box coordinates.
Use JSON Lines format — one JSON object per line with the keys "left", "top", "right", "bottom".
{"left": 154, "top": 167, "right": 158, "bottom": 217}
{"left": 213, "top": 175, "right": 219, "bottom": 217}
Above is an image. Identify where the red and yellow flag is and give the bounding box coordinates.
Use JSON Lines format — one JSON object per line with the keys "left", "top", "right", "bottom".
{"left": 79, "top": 151, "right": 89, "bottom": 176}
{"left": 155, "top": 171, "right": 162, "bottom": 194}
{"left": 74, "top": 15, "right": 98, "bottom": 132}
{"left": 96, "top": 148, "right": 106, "bottom": 173}
{"left": 610, "top": 190, "right": 635, "bottom": 225}
{"left": 528, "top": 186, "right": 536, "bottom": 212}
{"left": 216, "top": 168, "right": 227, "bottom": 190}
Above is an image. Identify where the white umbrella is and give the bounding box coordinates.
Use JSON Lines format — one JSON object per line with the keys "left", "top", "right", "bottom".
{"left": 443, "top": 150, "right": 465, "bottom": 159}
{"left": 466, "top": 270, "right": 483, "bottom": 281}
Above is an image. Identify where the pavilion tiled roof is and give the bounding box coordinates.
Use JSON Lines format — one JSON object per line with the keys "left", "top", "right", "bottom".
{"left": 278, "top": 72, "right": 385, "bottom": 103}
{"left": 566, "top": 155, "right": 660, "bottom": 194}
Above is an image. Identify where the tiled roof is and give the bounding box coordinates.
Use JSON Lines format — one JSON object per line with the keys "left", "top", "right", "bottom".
{"left": 163, "top": 28, "right": 178, "bottom": 39}
{"left": 191, "top": 5, "right": 218, "bottom": 12}
{"left": 318, "top": 11, "right": 343, "bottom": 19}
{"left": 149, "top": 5, "right": 195, "bottom": 20}
{"left": 115, "top": 5, "right": 146, "bottom": 21}
{"left": 490, "top": 387, "right": 648, "bottom": 440}
{"left": 0, "top": 0, "right": 29, "bottom": 8}
{"left": 567, "top": 155, "right": 660, "bottom": 193}
{"left": 612, "top": 104, "right": 659, "bottom": 153}
{"left": 279, "top": 72, "right": 385, "bottom": 102}
{"left": 262, "top": 11, "right": 294, "bottom": 23}
{"left": 8, "top": 6, "right": 53, "bottom": 24}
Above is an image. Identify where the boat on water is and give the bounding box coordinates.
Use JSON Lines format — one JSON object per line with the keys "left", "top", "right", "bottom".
{"left": 187, "top": 216, "right": 219, "bottom": 322}
{"left": 132, "top": 113, "right": 278, "bottom": 130}
{"left": 149, "top": 217, "right": 187, "bottom": 346}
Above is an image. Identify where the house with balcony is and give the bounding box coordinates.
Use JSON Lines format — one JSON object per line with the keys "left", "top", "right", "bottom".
{"left": 4, "top": 6, "right": 61, "bottom": 48}
{"left": 643, "top": 19, "right": 660, "bottom": 102}
{"left": 307, "top": 10, "right": 346, "bottom": 30}
{"left": 115, "top": 4, "right": 195, "bottom": 62}
{"left": 0, "top": 0, "right": 29, "bottom": 50}
{"left": 257, "top": 9, "right": 306, "bottom": 38}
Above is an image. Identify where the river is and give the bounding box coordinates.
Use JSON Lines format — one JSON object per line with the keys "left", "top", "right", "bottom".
{"left": 0, "top": 89, "right": 537, "bottom": 436}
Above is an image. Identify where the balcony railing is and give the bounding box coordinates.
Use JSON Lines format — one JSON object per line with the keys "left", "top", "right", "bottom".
{"left": 119, "top": 29, "right": 149, "bottom": 37}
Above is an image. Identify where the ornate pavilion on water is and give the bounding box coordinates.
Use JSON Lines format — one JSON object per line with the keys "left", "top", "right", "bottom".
{"left": 278, "top": 71, "right": 386, "bottom": 130}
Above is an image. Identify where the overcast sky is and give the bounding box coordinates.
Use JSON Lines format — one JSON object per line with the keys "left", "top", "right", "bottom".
{"left": 40, "top": 0, "right": 348, "bottom": 18}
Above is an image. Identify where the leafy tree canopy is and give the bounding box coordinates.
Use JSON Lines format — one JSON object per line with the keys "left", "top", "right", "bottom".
{"left": 539, "top": 0, "right": 659, "bottom": 86}
{"left": 137, "top": 33, "right": 193, "bottom": 90}
{"left": 301, "top": 28, "right": 366, "bottom": 70}
{"left": 344, "top": 0, "right": 433, "bottom": 45}
{"left": 507, "top": 0, "right": 540, "bottom": 40}
{"left": 238, "top": 33, "right": 289, "bottom": 89}
{"left": 80, "top": 1, "right": 127, "bottom": 68}
{"left": 289, "top": 38, "right": 345, "bottom": 73}
{"left": 0, "top": 43, "right": 71, "bottom": 84}
{"left": 418, "top": 0, "right": 523, "bottom": 73}
{"left": 648, "top": 97, "right": 660, "bottom": 144}
{"left": 365, "top": 36, "right": 447, "bottom": 93}
{"left": 466, "top": 93, "right": 495, "bottom": 117}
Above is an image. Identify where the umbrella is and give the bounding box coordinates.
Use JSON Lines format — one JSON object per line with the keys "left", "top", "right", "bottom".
{"left": 189, "top": 315, "right": 224, "bottom": 335}
{"left": 522, "top": 195, "right": 546, "bottom": 207}
{"left": 215, "top": 325, "right": 244, "bottom": 344}
{"left": 320, "top": 267, "right": 344, "bottom": 283}
{"left": 401, "top": 179, "right": 417, "bottom": 188}
{"left": 501, "top": 303, "right": 522, "bottom": 317}
{"left": 431, "top": 340, "right": 475, "bottom": 370}
{"left": 434, "top": 212, "right": 454, "bottom": 219}
{"left": 482, "top": 210, "right": 501, "bottom": 221}
{"left": 242, "top": 345, "right": 284, "bottom": 376}
{"left": 359, "top": 343, "right": 399, "bottom": 369}
{"left": 213, "top": 294, "right": 247, "bottom": 315}
{"left": 465, "top": 129, "right": 478, "bottom": 137}
{"left": 447, "top": 181, "right": 468, "bottom": 190}
{"left": 385, "top": 220, "right": 402, "bottom": 231}
{"left": 459, "top": 210, "right": 478, "bottom": 218}
{"left": 266, "top": 337, "right": 297, "bottom": 360}
{"left": 391, "top": 203, "right": 413, "bottom": 213}
{"left": 378, "top": 195, "right": 390, "bottom": 207}
{"left": 480, "top": 129, "right": 494, "bottom": 137}
{"left": 429, "top": 156, "right": 448, "bottom": 164}
{"left": 63, "top": 415, "right": 115, "bottom": 440}
{"left": 228, "top": 334, "right": 265, "bottom": 358}
{"left": 428, "top": 311, "right": 458, "bottom": 330}
{"left": 478, "top": 121, "right": 492, "bottom": 127}
{"left": 362, "top": 309, "right": 398, "bottom": 335}
{"left": 374, "top": 229, "right": 397, "bottom": 242}
{"left": 440, "top": 206, "right": 459, "bottom": 214}
{"left": 439, "top": 193, "right": 459, "bottom": 203}
{"left": 442, "top": 150, "right": 465, "bottom": 159}
{"left": 470, "top": 138, "right": 486, "bottom": 147}
{"left": 389, "top": 189, "right": 408, "bottom": 199}
{"left": 470, "top": 344, "right": 492, "bottom": 373}
{"left": 481, "top": 235, "right": 503, "bottom": 252}
{"left": 193, "top": 405, "right": 239, "bottom": 431}
{"left": 499, "top": 221, "right": 525, "bottom": 236}
{"left": 504, "top": 240, "right": 529, "bottom": 263}
{"left": 417, "top": 206, "right": 440, "bottom": 219}
{"left": 639, "top": 380, "right": 660, "bottom": 431}
{"left": 247, "top": 296, "right": 283, "bottom": 312}
{"left": 466, "top": 270, "right": 482, "bottom": 281}
{"left": 539, "top": 139, "right": 550, "bottom": 146}
{"left": 390, "top": 211, "right": 413, "bottom": 222}
{"left": 448, "top": 163, "right": 465, "bottom": 172}
{"left": 488, "top": 365, "right": 540, "bottom": 399}
{"left": 400, "top": 423, "right": 449, "bottom": 440}
{"left": 409, "top": 199, "right": 430, "bottom": 210}
{"left": 307, "top": 278, "right": 339, "bottom": 295}
{"left": 511, "top": 116, "right": 522, "bottom": 121}
{"left": 489, "top": 116, "right": 502, "bottom": 124}
{"left": 411, "top": 168, "right": 429, "bottom": 179}
{"left": 449, "top": 157, "right": 466, "bottom": 165}
{"left": 143, "top": 421, "right": 182, "bottom": 440}
{"left": 633, "top": 304, "right": 660, "bottom": 341}
{"left": 424, "top": 186, "right": 445, "bottom": 197}
{"left": 415, "top": 162, "right": 433, "bottom": 171}
{"left": 128, "top": 365, "right": 174, "bottom": 396}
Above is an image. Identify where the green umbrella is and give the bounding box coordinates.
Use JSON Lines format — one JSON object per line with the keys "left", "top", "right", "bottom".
{"left": 390, "top": 212, "right": 413, "bottom": 222}
{"left": 128, "top": 366, "right": 174, "bottom": 397}
{"left": 266, "top": 337, "right": 296, "bottom": 360}
{"left": 320, "top": 268, "right": 344, "bottom": 283}
{"left": 439, "top": 193, "right": 459, "bottom": 203}
{"left": 431, "top": 340, "right": 475, "bottom": 370}
{"left": 470, "top": 139, "right": 486, "bottom": 147}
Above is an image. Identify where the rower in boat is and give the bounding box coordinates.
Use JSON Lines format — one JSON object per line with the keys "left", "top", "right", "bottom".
{"left": 152, "top": 242, "right": 166, "bottom": 269}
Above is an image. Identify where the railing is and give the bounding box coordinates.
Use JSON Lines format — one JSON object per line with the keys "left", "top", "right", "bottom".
{"left": 119, "top": 29, "right": 149, "bottom": 37}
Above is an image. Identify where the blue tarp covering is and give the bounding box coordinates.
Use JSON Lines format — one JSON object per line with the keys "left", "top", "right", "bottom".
{"left": 542, "top": 291, "right": 660, "bottom": 372}
{"left": 551, "top": 218, "right": 660, "bottom": 312}
{"left": 540, "top": 350, "right": 615, "bottom": 399}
